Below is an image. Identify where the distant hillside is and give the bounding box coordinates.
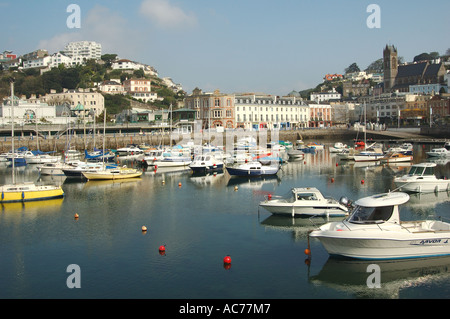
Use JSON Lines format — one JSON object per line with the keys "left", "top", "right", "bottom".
{"left": 0, "top": 55, "right": 185, "bottom": 115}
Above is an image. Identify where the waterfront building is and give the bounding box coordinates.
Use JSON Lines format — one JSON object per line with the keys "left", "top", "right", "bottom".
{"left": 184, "top": 88, "right": 235, "bottom": 129}
{"left": 308, "top": 103, "right": 332, "bottom": 128}
{"left": 427, "top": 95, "right": 450, "bottom": 124}
{"left": 41, "top": 89, "right": 105, "bottom": 118}
{"left": 0, "top": 95, "right": 57, "bottom": 126}
{"left": 360, "top": 93, "right": 407, "bottom": 124}
{"left": 123, "top": 78, "right": 157, "bottom": 102}
{"left": 234, "top": 93, "right": 309, "bottom": 130}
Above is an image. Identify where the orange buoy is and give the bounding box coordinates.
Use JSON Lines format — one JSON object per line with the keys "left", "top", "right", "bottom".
{"left": 74, "top": 213, "right": 79, "bottom": 219}
{"left": 159, "top": 245, "right": 166, "bottom": 254}
{"left": 331, "top": 177, "right": 334, "bottom": 183}
{"left": 141, "top": 226, "right": 147, "bottom": 232}
{"left": 361, "top": 179, "right": 365, "bottom": 184}
{"left": 304, "top": 248, "right": 311, "bottom": 256}
{"left": 178, "top": 182, "right": 182, "bottom": 187}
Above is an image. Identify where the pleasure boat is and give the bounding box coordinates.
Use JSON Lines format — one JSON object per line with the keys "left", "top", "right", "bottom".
{"left": 380, "top": 152, "right": 413, "bottom": 163}
{"left": 426, "top": 142, "right": 450, "bottom": 157}
{"left": 189, "top": 153, "right": 224, "bottom": 173}
{"left": 385, "top": 143, "right": 413, "bottom": 155}
{"left": 62, "top": 162, "right": 118, "bottom": 178}
{"left": 82, "top": 166, "right": 142, "bottom": 180}
{"left": 226, "top": 161, "right": 279, "bottom": 177}
{"left": 287, "top": 149, "right": 305, "bottom": 160}
{"left": 393, "top": 162, "right": 450, "bottom": 193}
{"left": 353, "top": 144, "right": 384, "bottom": 162}
{"left": 329, "top": 142, "right": 348, "bottom": 153}
{"left": 259, "top": 187, "right": 349, "bottom": 217}
{"left": 0, "top": 182, "right": 64, "bottom": 203}
{"left": 37, "top": 161, "right": 81, "bottom": 176}
{"left": 115, "top": 144, "right": 145, "bottom": 160}
{"left": 310, "top": 191, "right": 450, "bottom": 260}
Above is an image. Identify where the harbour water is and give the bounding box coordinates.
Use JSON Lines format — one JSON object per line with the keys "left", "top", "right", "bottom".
{"left": 1, "top": 142, "right": 450, "bottom": 300}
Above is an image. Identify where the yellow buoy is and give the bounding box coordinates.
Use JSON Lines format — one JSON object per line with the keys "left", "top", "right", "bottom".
{"left": 141, "top": 226, "right": 147, "bottom": 232}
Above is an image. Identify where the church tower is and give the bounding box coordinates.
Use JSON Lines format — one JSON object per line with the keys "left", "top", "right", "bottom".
{"left": 383, "top": 45, "right": 398, "bottom": 92}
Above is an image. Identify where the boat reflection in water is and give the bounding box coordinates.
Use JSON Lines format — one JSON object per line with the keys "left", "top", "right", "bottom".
{"left": 309, "top": 256, "right": 450, "bottom": 298}
{"left": 1, "top": 197, "right": 64, "bottom": 214}
{"left": 260, "top": 215, "right": 344, "bottom": 241}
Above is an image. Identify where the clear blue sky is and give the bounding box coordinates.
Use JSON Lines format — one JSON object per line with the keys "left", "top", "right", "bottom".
{"left": 2, "top": 0, "right": 449, "bottom": 95}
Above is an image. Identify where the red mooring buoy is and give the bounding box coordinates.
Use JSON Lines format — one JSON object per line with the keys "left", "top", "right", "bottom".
{"left": 223, "top": 255, "right": 231, "bottom": 264}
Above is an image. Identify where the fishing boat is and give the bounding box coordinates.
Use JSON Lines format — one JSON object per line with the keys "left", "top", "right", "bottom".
{"left": 189, "top": 153, "right": 224, "bottom": 173}
{"left": 0, "top": 80, "right": 64, "bottom": 203}
{"left": 310, "top": 191, "right": 450, "bottom": 260}
{"left": 226, "top": 161, "right": 279, "bottom": 177}
{"left": 393, "top": 162, "right": 450, "bottom": 193}
{"left": 82, "top": 166, "right": 142, "bottom": 180}
{"left": 259, "top": 187, "right": 349, "bottom": 217}
{"left": 380, "top": 152, "right": 413, "bottom": 163}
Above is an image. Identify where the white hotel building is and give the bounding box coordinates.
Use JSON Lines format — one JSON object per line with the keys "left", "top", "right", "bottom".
{"left": 234, "top": 94, "right": 309, "bottom": 130}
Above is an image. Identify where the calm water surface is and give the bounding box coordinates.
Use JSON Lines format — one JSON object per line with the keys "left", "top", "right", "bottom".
{"left": 1, "top": 142, "right": 450, "bottom": 299}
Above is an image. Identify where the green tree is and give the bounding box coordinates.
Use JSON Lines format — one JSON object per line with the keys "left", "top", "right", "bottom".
{"left": 345, "top": 63, "right": 360, "bottom": 74}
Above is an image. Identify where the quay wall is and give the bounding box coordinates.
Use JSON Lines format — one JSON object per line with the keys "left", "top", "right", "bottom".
{"left": 1, "top": 127, "right": 443, "bottom": 153}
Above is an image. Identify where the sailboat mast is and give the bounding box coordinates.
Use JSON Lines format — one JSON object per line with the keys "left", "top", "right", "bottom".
{"left": 10, "top": 80, "right": 15, "bottom": 184}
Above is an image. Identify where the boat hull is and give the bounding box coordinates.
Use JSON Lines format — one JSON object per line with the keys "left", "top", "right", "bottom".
{"left": 394, "top": 179, "right": 450, "bottom": 193}
{"left": 190, "top": 163, "right": 224, "bottom": 173}
{"left": 82, "top": 170, "right": 142, "bottom": 180}
{"left": 259, "top": 202, "right": 347, "bottom": 217}
{"left": 0, "top": 185, "right": 64, "bottom": 203}
{"left": 311, "top": 233, "right": 450, "bottom": 260}
{"left": 226, "top": 166, "right": 279, "bottom": 176}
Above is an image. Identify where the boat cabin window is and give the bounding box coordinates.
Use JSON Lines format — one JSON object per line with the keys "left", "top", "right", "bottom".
{"left": 347, "top": 205, "right": 394, "bottom": 224}
{"left": 408, "top": 166, "right": 434, "bottom": 176}
{"left": 297, "top": 193, "right": 317, "bottom": 200}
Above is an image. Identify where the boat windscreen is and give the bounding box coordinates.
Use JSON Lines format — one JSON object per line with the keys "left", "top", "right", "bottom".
{"left": 347, "top": 205, "right": 394, "bottom": 224}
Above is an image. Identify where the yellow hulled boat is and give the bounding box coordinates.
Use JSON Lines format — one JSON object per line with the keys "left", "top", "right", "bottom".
{"left": 0, "top": 182, "right": 64, "bottom": 203}
{"left": 82, "top": 167, "right": 142, "bottom": 181}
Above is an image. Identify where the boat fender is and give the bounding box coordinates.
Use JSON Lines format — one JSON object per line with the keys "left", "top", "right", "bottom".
{"left": 1, "top": 192, "right": 3, "bottom": 200}
{"left": 22, "top": 191, "right": 25, "bottom": 200}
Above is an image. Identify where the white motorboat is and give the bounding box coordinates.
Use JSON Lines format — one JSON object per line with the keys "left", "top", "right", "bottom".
{"left": 189, "top": 153, "right": 224, "bottom": 173}
{"left": 23, "top": 151, "right": 60, "bottom": 164}
{"left": 310, "top": 191, "right": 450, "bottom": 260}
{"left": 62, "top": 162, "right": 117, "bottom": 178}
{"left": 329, "top": 142, "right": 348, "bottom": 153}
{"left": 426, "top": 142, "right": 450, "bottom": 157}
{"left": 393, "top": 162, "right": 450, "bottom": 193}
{"left": 385, "top": 143, "right": 413, "bottom": 155}
{"left": 115, "top": 144, "right": 145, "bottom": 160}
{"left": 37, "top": 160, "right": 82, "bottom": 175}
{"left": 353, "top": 146, "right": 384, "bottom": 162}
{"left": 287, "top": 149, "right": 305, "bottom": 160}
{"left": 226, "top": 161, "right": 279, "bottom": 177}
{"left": 259, "top": 187, "right": 349, "bottom": 217}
